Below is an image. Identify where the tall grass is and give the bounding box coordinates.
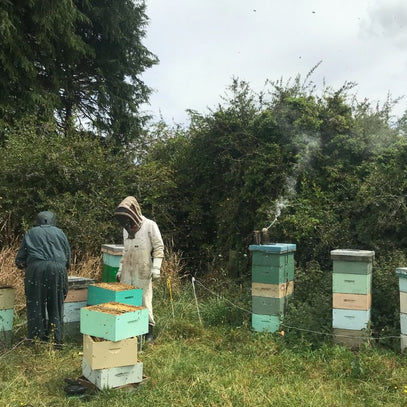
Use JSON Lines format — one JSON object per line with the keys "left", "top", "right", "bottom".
{"left": 1, "top": 247, "right": 407, "bottom": 406}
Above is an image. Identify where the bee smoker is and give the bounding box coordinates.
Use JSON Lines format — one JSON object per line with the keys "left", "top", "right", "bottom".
{"left": 253, "top": 228, "right": 271, "bottom": 245}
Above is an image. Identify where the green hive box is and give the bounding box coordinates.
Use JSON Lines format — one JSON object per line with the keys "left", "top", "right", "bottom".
{"left": 331, "top": 250, "right": 374, "bottom": 275}
{"left": 87, "top": 282, "right": 143, "bottom": 306}
{"left": 332, "top": 273, "right": 372, "bottom": 295}
{"left": 252, "top": 295, "right": 291, "bottom": 316}
{"left": 249, "top": 244, "right": 296, "bottom": 284}
{"left": 101, "top": 244, "right": 124, "bottom": 282}
{"left": 0, "top": 308, "right": 14, "bottom": 331}
{"left": 80, "top": 302, "right": 148, "bottom": 341}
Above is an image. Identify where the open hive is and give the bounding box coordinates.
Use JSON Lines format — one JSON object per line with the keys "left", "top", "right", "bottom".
{"left": 80, "top": 302, "right": 149, "bottom": 341}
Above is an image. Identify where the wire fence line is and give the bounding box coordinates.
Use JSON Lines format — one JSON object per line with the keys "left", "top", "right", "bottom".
{"left": 191, "top": 277, "right": 402, "bottom": 342}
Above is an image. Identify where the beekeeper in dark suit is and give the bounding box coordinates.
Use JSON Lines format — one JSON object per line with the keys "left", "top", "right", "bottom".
{"left": 15, "top": 211, "right": 71, "bottom": 347}
{"left": 114, "top": 196, "right": 164, "bottom": 343}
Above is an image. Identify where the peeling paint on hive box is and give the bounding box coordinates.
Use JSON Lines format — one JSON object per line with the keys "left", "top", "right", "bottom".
{"left": 251, "top": 281, "right": 294, "bottom": 298}
{"left": 87, "top": 282, "right": 142, "bottom": 306}
{"left": 82, "top": 357, "right": 143, "bottom": 389}
{"left": 80, "top": 302, "right": 148, "bottom": 341}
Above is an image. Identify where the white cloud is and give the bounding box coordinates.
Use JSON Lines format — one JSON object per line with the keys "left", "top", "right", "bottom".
{"left": 141, "top": 0, "right": 407, "bottom": 125}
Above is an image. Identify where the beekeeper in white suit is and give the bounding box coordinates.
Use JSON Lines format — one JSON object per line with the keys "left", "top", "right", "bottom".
{"left": 114, "top": 196, "right": 164, "bottom": 343}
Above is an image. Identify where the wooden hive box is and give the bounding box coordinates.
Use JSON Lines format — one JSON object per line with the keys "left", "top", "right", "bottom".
{"left": 333, "top": 328, "right": 370, "bottom": 349}
{"left": 332, "top": 308, "right": 371, "bottom": 330}
{"left": 87, "top": 282, "right": 142, "bottom": 307}
{"left": 251, "top": 313, "right": 280, "bottom": 333}
{"left": 251, "top": 281, "right": 294, "bottom": 298}
{"left": 65, "top": 287, "right": 88, "bottom": 303}
{"left": 83, "top": 334, "right": 138, "bottom": 370}
{"left": 80, "top": 302, "right": 148, "bottom": 341}
{"left": 82, "top": 358, "right": 143, "bottom": 390}
{"left": 333, "top": 293, "right": 371, "bottom": 311}
{"left": 0, "top": 286, "right": 15, "bottom": 310}
{"left": 68, "top": 276, "right": 96, "bottom": 290}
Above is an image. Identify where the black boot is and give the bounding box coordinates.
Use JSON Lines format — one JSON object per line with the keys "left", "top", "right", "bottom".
{"left": 145, "top": 324, "right": 154, "bottom": 344}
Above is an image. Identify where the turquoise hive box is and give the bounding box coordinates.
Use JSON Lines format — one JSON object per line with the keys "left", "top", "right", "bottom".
{"left": 0, "top": 308, "right": 14, "bottom": 331}
{"left": 251, "top": 314, "right": 280, "bottom": 333}
{"left": 396, "top": 268, "right": 407, "bottom": 293}
{"left": 87, "top": 282, "right": 143, "bottom": 306}
{"left": 249, "top": 244, "right": 296, "bottom": 284}
{"left": 80, "top": 302, "right": 148, "bottom": 341}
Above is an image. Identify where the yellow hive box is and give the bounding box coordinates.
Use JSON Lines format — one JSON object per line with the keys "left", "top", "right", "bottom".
{"left": 251, "top": 281, "right": 294, "bottom": 298}
{"left": 333, "top": 293, "right": 371, "bottom": 311}
{"left": 83, "top": 334, "right": 138, "bottom": 370}
{"left": 0, "top": 286, "right": 15, "bottom": 310}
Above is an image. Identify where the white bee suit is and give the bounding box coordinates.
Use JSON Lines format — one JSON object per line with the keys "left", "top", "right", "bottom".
{"left": 119, "top": 216, "right": 164, "bottom": 325}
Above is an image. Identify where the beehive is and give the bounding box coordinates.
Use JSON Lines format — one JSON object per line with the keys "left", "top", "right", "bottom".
{"left": 80, "top": 302, "right": 148, "bottom": 341}
{"left": 249, "top": 243, "right": 296, "bottom": 333}
{"left": 87, "top": 282, "right": 142, "bottom": 306}
{"left": 331, "top": 250, "right": 374, "bottom": 348}
{"left": 82, "top": 358, "right": 143, "bottom": 389}
{"left": 101, "top": 244, "right": 124, "bottom": 282}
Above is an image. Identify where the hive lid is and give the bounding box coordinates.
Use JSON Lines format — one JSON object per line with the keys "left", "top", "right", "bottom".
{"left": 396, "top": 268, "right": 407, "bottom": 279}
{"left": 330, "top": 249, "right": 375, "bottom": 262}
{"left": 249, "top": 243, "right": 296, "bottom": 253}
{"left": 101, "top": 244, "right": 124, "bottom": 254}
{"left": 68, "top": 276, "right": 96, "bottom": 289}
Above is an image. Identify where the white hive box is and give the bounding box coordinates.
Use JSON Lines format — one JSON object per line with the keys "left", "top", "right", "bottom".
{"left": 82, "top": 358, "right": 143, "bottom": 389}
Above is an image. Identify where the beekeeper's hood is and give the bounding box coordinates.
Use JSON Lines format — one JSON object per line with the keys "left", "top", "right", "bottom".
{"left": 35, "top": 211, "right": 57, "bottom": 226}
{"left": 114, "top": 196, "right": 144, "bottom": 234}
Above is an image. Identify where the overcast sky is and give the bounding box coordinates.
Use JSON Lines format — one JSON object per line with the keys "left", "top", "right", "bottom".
{"left": 140, "top": 0, "right": 407, "bottom": 126}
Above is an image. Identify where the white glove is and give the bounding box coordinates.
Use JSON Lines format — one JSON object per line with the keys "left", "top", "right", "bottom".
{"left": 151, "top": 268, "right": 160, "bottom": 280}
{"left": 116, "top": 271, "right": 121, "bottom": 282}
{"left": 151, "top": 257, "right": 163, "bottom": 280}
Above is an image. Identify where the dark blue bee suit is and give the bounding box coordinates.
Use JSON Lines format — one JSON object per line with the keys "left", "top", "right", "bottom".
{"left": 15, "top": 211, "right": 71, "bottom": 344}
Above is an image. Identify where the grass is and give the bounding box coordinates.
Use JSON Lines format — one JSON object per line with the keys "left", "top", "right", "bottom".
{"left": 1, "top": 248, "right": 407, "bottom": 406}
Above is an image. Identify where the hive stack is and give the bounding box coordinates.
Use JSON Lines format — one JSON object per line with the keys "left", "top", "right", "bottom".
{"left": 64, "top": 276, "right": 95, "bottom": 340}
{"left": 331, "top": 249, "right": 375, "bottom": 348}
{"left": 396, "top": 267, "right": 407, "bottom": 353}
{"left": 80, "top": 282, "right": 148, "bottom": 389}
{"left": 0, "top": 286, "right": 15, "bottom": 345}
{"left": 249, "top": 243, "right": 296, "bottom": 333}
{"left": 101, "top": 244, "right": 124, "bottom": 282}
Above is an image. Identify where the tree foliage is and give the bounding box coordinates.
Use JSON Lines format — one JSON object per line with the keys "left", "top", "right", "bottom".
{"left": 0, "top": 0, "right": 157, "bottom": 144}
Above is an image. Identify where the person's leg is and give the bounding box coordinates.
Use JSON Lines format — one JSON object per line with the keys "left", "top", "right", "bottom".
{"left": 45, "top": 263, "right": 67, "bottom": 345}
{"left": 25, "top": 263, "right": 47, "bottom": 341}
